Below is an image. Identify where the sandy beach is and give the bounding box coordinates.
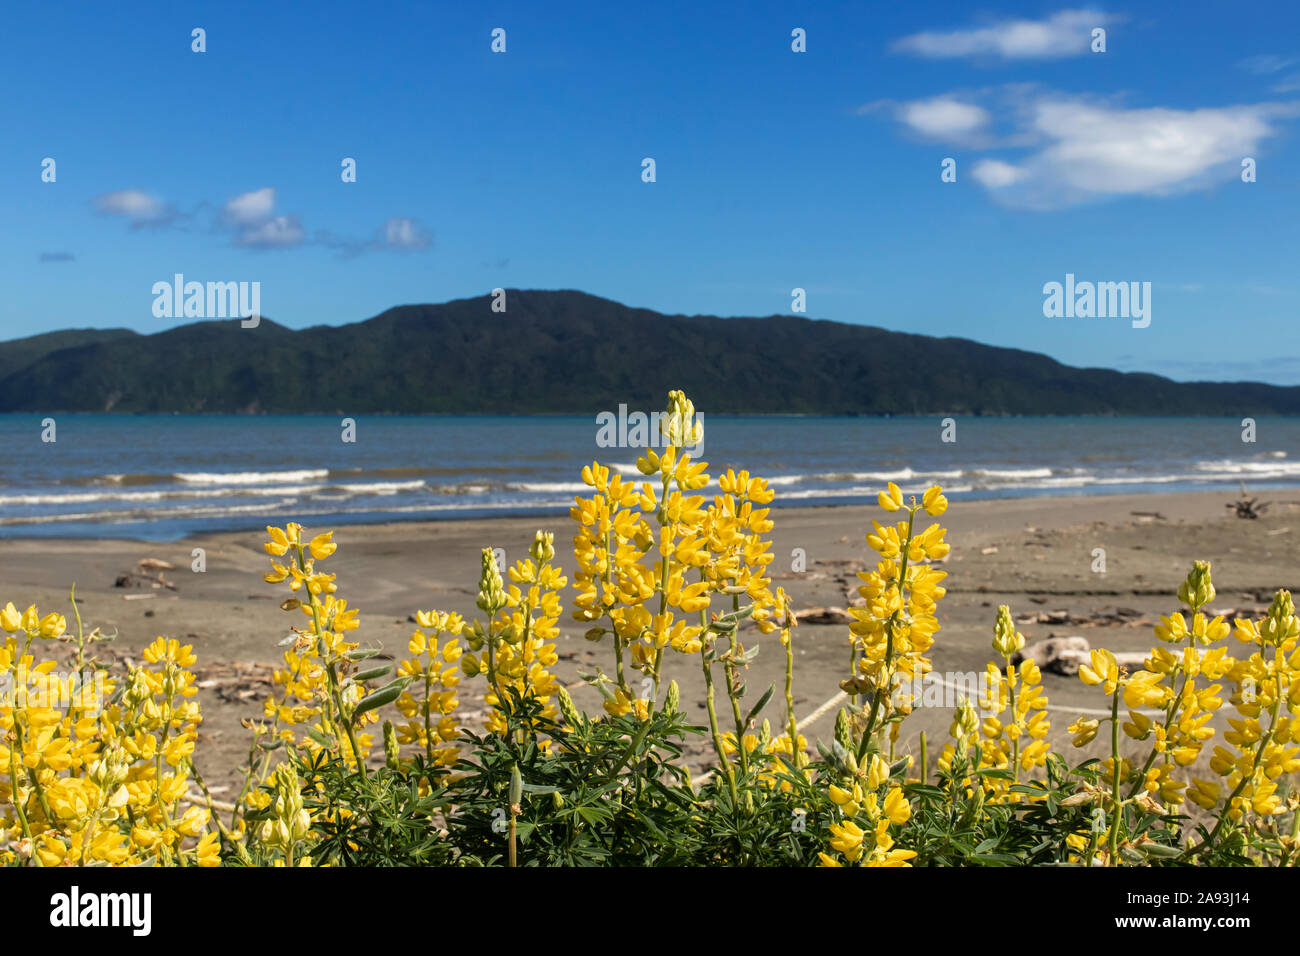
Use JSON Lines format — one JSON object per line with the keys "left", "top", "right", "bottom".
{"left": 3, "top": 489, "right": 1298, "bottom": 795}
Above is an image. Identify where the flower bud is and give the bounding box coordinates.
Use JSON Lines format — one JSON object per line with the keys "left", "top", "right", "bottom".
{"left": 833, "top": 707, "right": 853, "bottom": 756}
{"left": 1263, "top": 589, "right": 1299, "bottom": 646}
{"left": 529, "top": 530, "right": 556, "bottom": 565}
{"left": 509, "top": 762, "right": 523, "bottom": 807}
{"left": 477, "top": 548, "right": 505, "bottom": 612}
{"left": 992, "top": 605, "right": 1025, "bottom": 658}
{"left": 557, "top": 686, "right": 583, "bottom": 727}
{"left": 664, "top": 679, "right": 680, "bottom": 714}
{"left": 383, "top": 720, "right": 400, "bottom": 769}
{"left": 1177, "top": 561, "right": 1215, "bottom": 612}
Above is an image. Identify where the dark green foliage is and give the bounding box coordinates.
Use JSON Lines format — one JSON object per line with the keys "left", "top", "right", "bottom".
{"left": 447, "top": 688, "right": 705, "bottom": 866}
{"left": 3, "top": 291, "right": 1296, "bottom": 414}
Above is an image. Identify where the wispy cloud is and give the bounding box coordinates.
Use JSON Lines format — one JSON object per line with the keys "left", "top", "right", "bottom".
{"left": 38, "top": 252, "right": 75, "bottom": 263}
{"left": 92, "top": 189, "right": 184, "bottom": 228}
{"left": 316, "top": 217, "right": 434, "bottom": 257}
{"left": 92, "top": 185, "right": 430, "bottom": 255}
{"left": 1239, "top": 54, "right": 1300, "bottom": 75}
{"left": 894, "top": 9, "right": 1113, "bottom": 62}
{"left": 235, "top": 215, "right": 307, "bottom": 249}
{"left": 1238, "top": 54, "right": 1300, "bottom": 94}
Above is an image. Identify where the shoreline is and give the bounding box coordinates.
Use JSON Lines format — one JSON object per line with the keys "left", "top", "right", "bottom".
{"left": 5, "top": 484, "right": 1300, "bottom": 545}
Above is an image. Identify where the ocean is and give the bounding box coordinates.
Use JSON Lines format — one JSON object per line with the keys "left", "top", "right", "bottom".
{"left": 1, "top": 414, "right": 1296, "bottom": 540}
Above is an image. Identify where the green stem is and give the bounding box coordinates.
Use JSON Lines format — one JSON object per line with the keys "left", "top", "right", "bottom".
{"left": 700, "top": 648, "right": 737, "bottom": 804}
{"left": 724, "top": 595, "right": 749, "bottom": 776}
{"left": 1106, "top": 685, "right": 1121, "bottom": 866}
{"left": 783, "top": 622, "right": 798, "bottom": 751}
{"left": 8, "top": 739, "right": 39, "bottom": 865}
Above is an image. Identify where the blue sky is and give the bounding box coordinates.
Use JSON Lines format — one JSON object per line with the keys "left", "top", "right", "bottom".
{"left": 3, "top": 1, "right": 1298, "bottom": 382}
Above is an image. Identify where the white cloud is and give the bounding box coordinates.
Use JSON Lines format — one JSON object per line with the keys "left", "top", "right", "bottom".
{"left": 92, "top": 189, "right": 178, "bottom": 226}
{"left": 879, "top": 89, "right": 1297, "bottom": 208}
{"left": 971, "top": 159, "right": 1028, "bottom": 188}
{"left": 381, "top": 217, "right": 432, "bottom": 250}
{"left": 234, "top": 215, "right": 305, "bottom": 248}
{"left": 898, "top": 97, "right": 991, "bottom": 139}
{"left": 221, "top": 187, "right": 276, "bottom": 226}
{"left": 894, "top": 9, "right": 1110, "bottom": 61}
{"left": 1019, "top": 99, "right": 1284, "bottom": 200}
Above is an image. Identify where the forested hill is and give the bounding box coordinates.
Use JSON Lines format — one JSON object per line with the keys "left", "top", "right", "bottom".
{"left": 1, "top": 290, "right": 1294, "bottom": 414}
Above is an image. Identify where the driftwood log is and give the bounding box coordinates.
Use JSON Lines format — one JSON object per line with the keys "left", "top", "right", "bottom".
{"left": 115, "top": 558, "right": 178, "bottom": 591}
{"left": 1227, "top": 483, "right": 1270, "bottom": 519}
{"left": 1013, "top": 636, "right": 1147, "bottom": 676}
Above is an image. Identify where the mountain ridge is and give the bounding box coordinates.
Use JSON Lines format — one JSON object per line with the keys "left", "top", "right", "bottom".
{"left": 1, "top": 289, "right": 1295, "bottom": 415}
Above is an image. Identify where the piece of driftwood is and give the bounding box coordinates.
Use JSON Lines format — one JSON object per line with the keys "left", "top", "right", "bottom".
{"left": 1227, "top": 483, "right": 1270, "bottom": 519}
{"left": 1013, "top": 635, "right": 1147, "bottom": 675}
{"left": 115, "top": 558, "right": 179, "bottom": 591}
{"left": 793, "top": 606, "right": 855, "bottom": 625}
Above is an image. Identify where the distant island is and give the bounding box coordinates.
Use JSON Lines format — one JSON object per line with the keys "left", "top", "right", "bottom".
{"left": 2, "top": 289, "right": 1297, "bottom": 415}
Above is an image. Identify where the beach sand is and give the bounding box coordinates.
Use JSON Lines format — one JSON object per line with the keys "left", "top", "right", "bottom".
{"left": 3, "top": 489, "right": 1299, "bottom": 797}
